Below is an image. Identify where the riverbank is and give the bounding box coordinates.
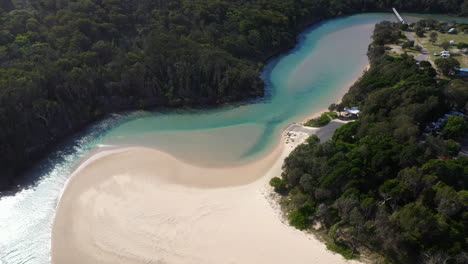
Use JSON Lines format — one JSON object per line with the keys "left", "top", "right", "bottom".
{"left": 1, "top": 14, "right": 390, "bottom": 264}
{"left": 52, "top": 118, "right": 357, "bottom": 264}
{"left": 51, "top": 36, "right": 373, "bottom": 263}
{"left": 299, "top": 63, "right": 370, "bottom": 125}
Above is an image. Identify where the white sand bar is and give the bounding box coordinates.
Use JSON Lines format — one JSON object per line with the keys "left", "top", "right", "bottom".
{"left": 52, "top": 120, "right": 360, "bottom": 264}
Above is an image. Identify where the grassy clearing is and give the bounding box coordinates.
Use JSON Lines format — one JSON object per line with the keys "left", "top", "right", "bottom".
{"left": 415, "top": 30, "right": 468, "bottom": 67}
{"left": 304, "top": 112, "right": 338, "bottom": 127}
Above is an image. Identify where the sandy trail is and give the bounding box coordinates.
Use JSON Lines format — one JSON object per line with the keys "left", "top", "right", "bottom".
{"left": 51, "top": 120, "right": 359, "bottom": 264}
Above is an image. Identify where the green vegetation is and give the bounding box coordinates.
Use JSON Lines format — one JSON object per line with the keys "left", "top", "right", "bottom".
{"left": 402, "top": 40, "right": 415, "bottom": 49}
{"left": 326, "top": 241, "right": 359, "bottom": 260}
{"left": 445, "top": 79, "right": 468, "bottom": 109}
{"left": 458, "top": 42, "right": 468, "bottom": 49}
{"left": 289, "top": 207, "right": 311, "bottom": 230}
{"left": 435, "top": 57, "right": 461, "bottom": 75}
{"left": 430, "top": 31, "right": 438, "bottom": 43}
{"left": 443, "top": 139, "right": 461, "bottom": 157}
{"left": 399, "top": 24, "right": 409, "bottom": 31}
{"left": 441, "top": 41, "right": 451, "bottom": 51}
{"left": 269, "top": 177, "right": 287, "bottom": 193}
{"left": 412, "top": 19, "right": 468, "bottom": 68}
{"left": 0, "top": 0, "right": 466, "bottom": 190}
{"left": 275, "top": 22, "right": 468, "bottom": 263}
{"left": 304, "top": 112, "right": 338, "bottom": 127}
{"left": 416, "top": 27, "right": 425, "bottom": 37}
{"left": 443, "top": 116, "right": 468, "bottom": 139}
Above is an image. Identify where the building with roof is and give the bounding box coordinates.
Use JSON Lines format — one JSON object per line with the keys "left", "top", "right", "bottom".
{"left": 344, "top": 107, "right": 360, "bottom": 117}
{"left": 455, "top": 68, "right": 468, "bottom": 77}
{"left": 448, "top": 28, "right": 457, "bottom": 34}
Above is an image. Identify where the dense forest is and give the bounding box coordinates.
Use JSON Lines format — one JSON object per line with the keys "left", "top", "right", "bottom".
{"left": 272, "top": 22, "right": 468, "bottom": 263}
{"left": 0, "top": 0, "right": 467, "bottom": 190}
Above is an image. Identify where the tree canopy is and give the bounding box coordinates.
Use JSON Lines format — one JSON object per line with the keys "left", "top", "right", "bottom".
{"left": 275, "top": 22, "right": 468, "bottom": 263}
{"left": 0, "top": 0, "right": 467, "bottom": 190}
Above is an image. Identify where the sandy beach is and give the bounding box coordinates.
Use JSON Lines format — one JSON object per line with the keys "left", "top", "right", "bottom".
{"left": 51, "top": 119, "right": 359, "bottom": 264}
{"left": 51, "top": 44, "right": 371, "bottom": 264}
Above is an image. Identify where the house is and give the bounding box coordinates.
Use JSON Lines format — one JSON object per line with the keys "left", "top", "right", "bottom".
{"left": 448, "top": 28, "right": 457, "bottom": 34}
{"left": 344, "top": 107, "right": 360, "bottom": 117}
{"left": 425, "top": 111, "right": 466, "bottom": 134}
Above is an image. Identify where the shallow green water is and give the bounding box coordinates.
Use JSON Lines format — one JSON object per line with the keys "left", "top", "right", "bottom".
{"left": 1, "top": 12, "right": 467, "bottom": 264}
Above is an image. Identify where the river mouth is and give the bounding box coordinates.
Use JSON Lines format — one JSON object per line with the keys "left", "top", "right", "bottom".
{"left": 81, "top": 15, "right": 383, "bottom": 166}
{"left": 2, "top": 12, "right": 467, "bottom": 264}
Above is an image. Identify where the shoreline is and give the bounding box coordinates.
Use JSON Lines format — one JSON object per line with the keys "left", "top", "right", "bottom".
{"left": 51, "top": 56, "right": 369, "bottom": 264}
{"left": 1, "top": 11, "right": 376, "bottom": 194}
{"left": 51, "top": 102, "right": 360, "bottom": 264}
{"left": 52, "top": 120, "right": 356, "bottom": 264}
{"left": 299, "top": 63, "right": 370, "bottom": 125}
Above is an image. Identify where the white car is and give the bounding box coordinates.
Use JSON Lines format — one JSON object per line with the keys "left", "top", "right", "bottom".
{"left": 434, "top": 52, "right": 440, "bottom": 56}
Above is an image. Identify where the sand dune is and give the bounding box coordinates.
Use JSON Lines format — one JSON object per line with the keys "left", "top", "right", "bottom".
{"left": 52, "top": 120, "right": 359, "bottom": 264}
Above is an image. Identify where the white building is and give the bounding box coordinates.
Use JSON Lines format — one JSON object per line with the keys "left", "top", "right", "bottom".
{"left": 448, "top": 28, "right": 457, "bottom": 34}
{"left": 344, "top": 107, "right": 360, "bottom": 116}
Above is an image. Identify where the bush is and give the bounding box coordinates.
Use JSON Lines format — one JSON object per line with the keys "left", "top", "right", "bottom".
{"left": 402, "top": 40, "right": 415, "bottom": 49}
{"left": 442, "top": 139, "right": 461, "bottom": 157}
{"left": 289, "top": 210, "right": 309, "bottom": 230}
{"left": 435, "top": 58, "right": 460, "bottom": 75}
{"left": 416, "top": 27, "right": 425, "bottom": 37}
{"left": 306, "top": 134, "right": 320, "bottom": 146}
{"left": 419, "top": 61, "right": 432, "bottom": 68}
{"left": 441, "top": 41, "right": 450, "bottom": 50}
{"left": 326, "top": 241, "right": 359, "bottom": 260}
{"left": 399, "top": 24, "right": 409, "bottom": 31}
{"left": 457, "top": 42, "right": 468, "bottom": 49}
{"left": 304, "top": 112, "right": 337, "bottom": 127}
{"left": 443, "top": 116, "right": 468, "bottom": 139}
{"left": 269, "top": 177, "right": 287, "bottom": 193}
{"left": 430, "top": 32, "right": 438, "bottom": 43}
{"left": 289, "top": 203, "right": 315, "bottom": 230}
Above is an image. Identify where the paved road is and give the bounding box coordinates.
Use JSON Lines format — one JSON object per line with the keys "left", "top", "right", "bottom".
{"left": 286, "top": 120, "right": 348, "bottom": 142}
{"left": 405, "top": 32, "right": 433, "bottom": 65}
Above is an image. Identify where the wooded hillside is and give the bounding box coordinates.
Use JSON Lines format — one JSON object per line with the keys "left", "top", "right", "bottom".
{"left": 274, "top": 21, "right": 468, "bottom": 263}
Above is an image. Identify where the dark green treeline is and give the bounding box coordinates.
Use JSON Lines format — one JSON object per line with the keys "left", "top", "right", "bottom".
{"left": 277, "top": 21, "right": 468, "bottom": 264}
{"left": 0, "top": 0, "right": 466, "bottom": 189}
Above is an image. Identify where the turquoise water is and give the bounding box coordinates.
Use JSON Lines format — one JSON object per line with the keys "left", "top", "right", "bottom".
{"left": 1, "top": 13, "right": 466, "bottom": 264}
{"left": 98, "top": 13, "right": 393, "bottom": 165}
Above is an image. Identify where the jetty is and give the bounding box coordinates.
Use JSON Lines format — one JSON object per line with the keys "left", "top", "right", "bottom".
{"left": 392, "top": 7, "right": 407, "bottom": 24}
